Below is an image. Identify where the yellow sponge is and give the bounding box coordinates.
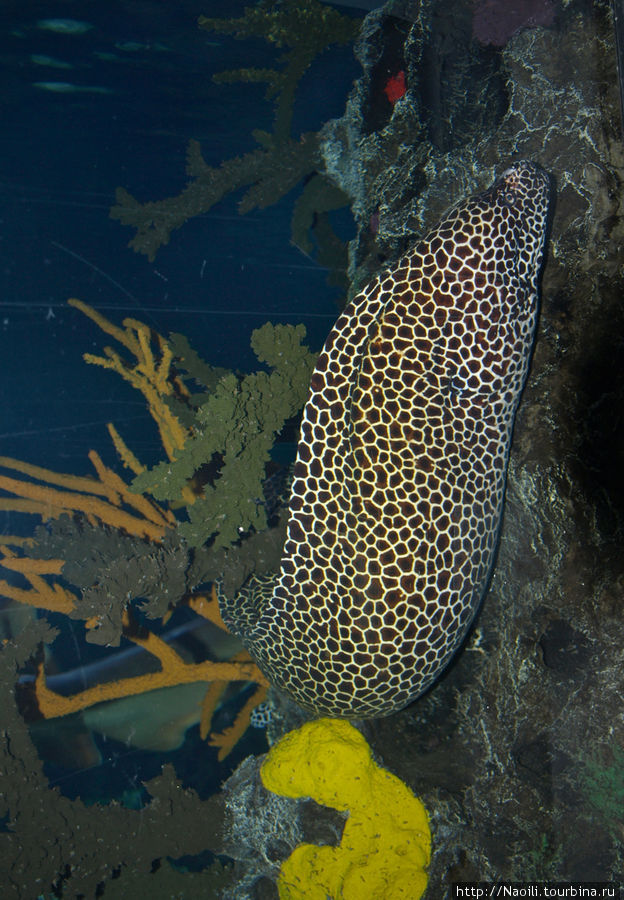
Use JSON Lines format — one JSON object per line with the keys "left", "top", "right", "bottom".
{"left": 260, "top": 717, "right": 431, "bottom": 899}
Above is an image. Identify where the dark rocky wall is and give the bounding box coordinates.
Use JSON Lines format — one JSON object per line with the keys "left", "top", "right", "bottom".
{"left": 222, "top": 0, "right": 624, "bottom": 893}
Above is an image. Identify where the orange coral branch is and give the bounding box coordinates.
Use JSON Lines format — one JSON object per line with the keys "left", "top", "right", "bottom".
{"left": 0, "top": 581, "right": 76, "bottom": 615}
{"left": 188, "top": 586, "right": 229, "bottom": 630}
{"left": 0, "top": 499, "right": 47, "bottom": 516}
{"left": 0, "top": 557, "right": 64, "bottom": 575}
{"left": 87, "top": 450, "right": 175, "bottom": 529}
{"left": 69, "top": 298, "right": 190, "bottom": 463}
{"left": 68, "top": 297, "right": 142, "bottom": 358}
{"left": 209, "top": 684, "right": 268, "bottom": 761}
{"left": 0, "top": 579, "right": 76, "bottom": 615}
{"left": 0, "top": 456, "right": 112, "bottom": 497}
{"left": 106, "top": 423, "right": 146, "bottom": 476}
{"left": 0, "top": 454, "right": 172, "bottom": 541}
{"left": 36, "top": 612, "right": 269, "bottom": 718}
{"left": 0, "top": 451, "right": 175, "bottom": 615}
{"left": 0, "top": 471, "right": 166, "bottom": 540}
{"left": 199, "top": 681, "right": 228, "bottom": 740}
{"left": 0, "top": 535, "right": 34, "bottom": 548}
{"left": 0, "top": 548, "right": 77, "bottom": 614}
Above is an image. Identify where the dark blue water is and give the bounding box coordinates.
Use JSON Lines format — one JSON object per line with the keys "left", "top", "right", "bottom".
{"left": 0, "top": 0, "right": 359, "bottom": 476}
{"left": 0, "top": 0, "right": 362, "bottom": 804}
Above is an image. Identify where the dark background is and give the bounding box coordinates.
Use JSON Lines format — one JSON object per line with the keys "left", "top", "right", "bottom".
{"left": 0, "top": 0, "right": 361, "bottom": 483}
{"left": 0, "top": 0, "right": 363, "bottom": 801}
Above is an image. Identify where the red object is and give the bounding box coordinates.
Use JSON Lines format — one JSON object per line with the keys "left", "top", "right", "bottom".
{"left": 384, "top": 70, "right": 407, "bottom": 105}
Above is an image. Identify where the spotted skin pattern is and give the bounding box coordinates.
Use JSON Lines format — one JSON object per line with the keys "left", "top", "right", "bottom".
{"left": 221, "top": 161, "right": 551, "bottom": 717}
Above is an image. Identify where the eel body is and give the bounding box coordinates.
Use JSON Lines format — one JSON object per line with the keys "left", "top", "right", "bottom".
{"left": 221, "top": 160, "right": 551, "bottom": 717}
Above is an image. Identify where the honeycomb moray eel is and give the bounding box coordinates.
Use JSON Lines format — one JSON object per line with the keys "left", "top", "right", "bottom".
{"left": 220, "top": 160, "right": 551, "bottom": 717}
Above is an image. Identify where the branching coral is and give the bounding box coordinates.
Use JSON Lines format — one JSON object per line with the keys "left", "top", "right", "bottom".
{"left": 132, "top": 320, "right": 317, "bottom": 548}
{"left": 111, "top": 133, "right": 321, "bottom": 262}
{"left": 0, "top": 450, "right": 175, "bottom": 541}
{"left": 110, "top": 0, "right": 358, "bottom": 270}
{"left": 35, "top": 607, "right": 268, "bottom": 718}
{"left": 2, "top": 537, "right": 268, "bottom": 761}
{"left": 1, "top": 297, "right": 312, "bottom": 760}
{"left": 68, "top": 297, "right": 190, "bottom": 468}
{"left": 200, "top": 0, "right": 359, "bottom": 144}
{"left": 0, "top": 547, "right": 76, "bottom": 615}
{"left": 0, "top": 619, "right": 235, "bottom": 898}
